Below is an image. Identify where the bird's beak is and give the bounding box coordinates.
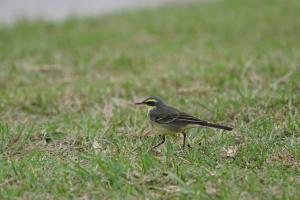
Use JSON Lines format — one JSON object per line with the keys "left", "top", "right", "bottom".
{"left": 135, "top": 101, "right": 145, "bottom": 105}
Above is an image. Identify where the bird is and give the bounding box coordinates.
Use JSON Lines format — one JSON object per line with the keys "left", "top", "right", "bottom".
{"left": 135, "top": 97, "right": 233, "bottom": 150}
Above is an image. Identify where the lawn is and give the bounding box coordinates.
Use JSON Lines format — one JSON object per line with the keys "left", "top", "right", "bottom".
{"left": 0, "top": 0, "right": 299, "bottom": 199}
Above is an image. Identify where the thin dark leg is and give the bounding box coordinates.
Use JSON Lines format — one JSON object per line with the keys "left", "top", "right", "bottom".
{"left": 182, "top": 132, "right": 187, "bottom": 149}
{"left": 152, "top": 135, "right": 166, "bottom": 149}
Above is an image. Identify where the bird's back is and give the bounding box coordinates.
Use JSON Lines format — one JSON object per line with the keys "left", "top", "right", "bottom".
{"left": 149, "top": 105, "right": 188, "bottom": 132}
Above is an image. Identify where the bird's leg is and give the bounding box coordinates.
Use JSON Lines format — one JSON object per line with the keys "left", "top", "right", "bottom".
{"left": 182, "top": 132, "right": 186, "bottom": 149}
{"left": 151, "top": 135, "right": 166, "bottom": 150}
{"left": 182, "top": 132, "right": 191, "bottom": 149}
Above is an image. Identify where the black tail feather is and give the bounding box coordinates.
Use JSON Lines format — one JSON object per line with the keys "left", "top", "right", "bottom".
{"left": 196, "top": 121, "right": 233, "bottom": 131}
{"left": 174, "top": 113, "right": 233, "bottom": 131}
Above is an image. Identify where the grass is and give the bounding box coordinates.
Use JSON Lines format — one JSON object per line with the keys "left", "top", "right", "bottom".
{"left": 0, "top": 0, "right": 299, "bottom": 199}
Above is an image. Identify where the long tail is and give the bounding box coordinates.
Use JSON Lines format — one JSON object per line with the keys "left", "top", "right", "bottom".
{"left": 196, "top": 121, "right": 233, "bottom": 131}
{"left": 175, "top": 113, "right": 233, "bottom": 131}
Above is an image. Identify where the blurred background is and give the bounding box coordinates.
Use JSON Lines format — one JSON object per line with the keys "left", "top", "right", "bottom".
{"left": 0, "top": 0, "right": 299, "bottom": 199}
{"left": 0, "top": 0, "right": 194, "bottom": 24}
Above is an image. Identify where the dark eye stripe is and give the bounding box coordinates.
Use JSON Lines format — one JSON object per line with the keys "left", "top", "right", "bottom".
{"left": 146, "top": 101, "right": 156, "bottom": 106}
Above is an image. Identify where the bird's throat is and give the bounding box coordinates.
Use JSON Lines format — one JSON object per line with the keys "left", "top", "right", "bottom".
{"left": 147, "top": 106, "right": 156, "bottom": 114}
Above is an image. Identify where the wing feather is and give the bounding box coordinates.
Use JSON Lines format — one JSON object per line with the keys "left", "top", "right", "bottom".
{"left": 155, "top": 113, "right": 180, "bottom": 124}
{"left": 153, "top": 111, "right": 207, "bottom": 125}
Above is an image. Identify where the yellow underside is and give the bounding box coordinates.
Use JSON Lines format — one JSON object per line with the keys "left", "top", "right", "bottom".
{"left": 150, "top": 122, "right": 198, "bottom": 136}
{"left": 145, "top": 105, "right": 199, "bottom": 135}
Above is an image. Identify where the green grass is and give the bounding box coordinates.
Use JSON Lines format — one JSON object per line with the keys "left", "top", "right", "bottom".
{"left": 0, "top": 0, "right": 299, "bottom": 199}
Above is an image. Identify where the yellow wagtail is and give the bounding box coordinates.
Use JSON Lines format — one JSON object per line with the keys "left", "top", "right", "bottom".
{"left": 136, "top": 97, "right": 233, "bottom": 149}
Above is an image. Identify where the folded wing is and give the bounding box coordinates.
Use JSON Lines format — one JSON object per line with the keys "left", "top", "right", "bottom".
{"left": 155, "top": 112, "right": 233, "bottom": 131}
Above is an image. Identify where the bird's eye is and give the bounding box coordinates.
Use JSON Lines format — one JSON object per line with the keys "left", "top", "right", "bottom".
{"left": 146, "top": 101, "right": 156, "bottom": 106}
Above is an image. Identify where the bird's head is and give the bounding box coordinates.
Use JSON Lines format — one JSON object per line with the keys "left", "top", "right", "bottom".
{"left": 135, "top": 96, "right": 164, "bottom": 109}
